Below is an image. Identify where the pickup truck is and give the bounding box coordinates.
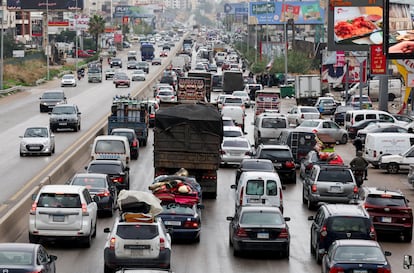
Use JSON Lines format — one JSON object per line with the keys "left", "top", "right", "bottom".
{"left": 379, "top": 145, "right": 414, "bottom": 174}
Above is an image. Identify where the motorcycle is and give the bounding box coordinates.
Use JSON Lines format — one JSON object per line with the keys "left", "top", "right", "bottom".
{"left": 352, "top": 169, "right": 365, "bottom": 187}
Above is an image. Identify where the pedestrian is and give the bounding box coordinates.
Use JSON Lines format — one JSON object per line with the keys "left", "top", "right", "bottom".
{"left": 353, "top": 137, "right": 363, "bottom": 156}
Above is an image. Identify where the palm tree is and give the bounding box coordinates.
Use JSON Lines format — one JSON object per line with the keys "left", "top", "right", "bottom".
{"left": 88, "top": 15, "right": 105, "bottom": 52}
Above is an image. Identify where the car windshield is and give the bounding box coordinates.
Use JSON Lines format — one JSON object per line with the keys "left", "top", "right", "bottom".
{"left": 317, "top": 169, "right": 353, "bottom": 183}
{"left": 366, "top": 194, "right": 407, "bottom": 207}
{"left": 52, "top": 106, "right": 75, "bottom": 114}
{"left": 112, "top": 132, "right": 134, "bottom": 143}
{"left": 95, "top": 140, "right": 126, "bottom": 153}
{"left": 37, "top": 193, "right": 81, "bottom": 208}
{"left": 0, "top": 250, "right": 33, "bottom": 265}
{"left": 71, "top": 177, "right": 107, "bottom": 189}
{"left": 333, "top": 246, "right": 385, "bottom": 262}
{"left": 240, "top": 211, "right": 284, "bottom": 225}
{"left": 88, "top": 164, "right": 122, "bottom": 174}
{"left": 42, "top": 92, "right": 63, "bottom": 99}
{"left": 262, "top": 118, "right": 287, "bottom": 128}
{"left": 223, "top": 139, "right": 249, "bottom": 148}
{"left": 161, "top": 203, "right": 194, "bottom": 215}
{"left": 24, "top": 128, "right": 48, "bottom": 138}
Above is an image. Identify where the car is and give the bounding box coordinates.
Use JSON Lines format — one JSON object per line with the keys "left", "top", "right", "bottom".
{"left": 85, "top": 160, "right": 130, "bottom": 191}
{"left": 19, "top": 126, "right": 55, "bottom": 156}
{"left": 131, "top": 70, "right": 146, "bottom": 81}
{"left": 347, "top": 119, "right": 394, "bottom": 139}
{"left": 357, "top": 187, "right": 413, "bottom": 242}
{"left": 253, "top": 144, "right": 296, "bottom": 184}
{"left": 321, "top": 240, "right": 391, "bottom": 273}
{"left": 151, "top": 58, "right": 162, "bottom": 65}
{"left": 308, "top": 204, "right": 377, "bottom": 263}
{"left": 60, "top": 74, "right": 77, "bottom": 87}
{"left": 155, "top": 89, "right": 176, "bottom": 103}
{"left": 296, "top": 119, "right": 349, "bottom": 144}
{"left": 314, "top": 97, "right": 337, "bottom": 115}
{"left": 159, "top": 50, "right": 168, "bottom": 57}
{"left": 379, "top": 145, "right": 414, "bottom": 174}
{"left": 110, "top": 128, "right": 140, "bottom": 160}
{"left": 159, "top": 71, "right": 177, "bottom": 90}
{"left": 48, "top": 103, "right": 81, "bottom": 132}
{"left": 127, "top": 60, "right": 139, "bottom": 69}
{"left": 356, "top": 123, "right": 408, "bottom": 144}
{"left": 110, "top": 58, "right": 122, "bottom": 68}
{"left": 286, "top": 106, "right": 321, "bottom": 126}
{"left": 67, "top": 173, "right": 118, "bottom": 216}
{"left": 0, "top": 243, "right": 57, "bottom": 273}
{"left": 39, "top": 90, "right": 67, "bottom": 112}
{"left": 220, "top": 137, "right": 253, "bottom": 166}
{"left": 114, "top": 75, "right": 131, "bottom": 88}
{"left": 105, "top": 68, "right": 116, "bottom": 80}
{"left": 207, "top": 63, "right": 218, "bottom": 72}
{"left": 393, "top": 113, "right": 414, "bottom": 123}
{"left": 223, "top": 125, "right": 244, "bottom": 138}
{"left": 137, "top": 61, "right": 150, "bottom": 73}
{"left": 113, "top": 71, "right": 128, "bottom": 83}
{"left": 123, "top": 41, "right": 131, "bottom": 48}
{"left": 194, "top": 63, "right": 207, "bottom": 71}
{"left": 235, "top": 158, "right": 275, "bottom": 185}
{"left": 153, "top": 84, "right": 174, "bottom": 97}
{"left": 158, "top": 201, "right": 203, "bottom": 242}
{"left": 139, "top": 99, "right": 158, "bottom": 128}
{"left": 349, "top": 94, "right": 373, "bottom": 109}
{"left": 333, "top": 105, "right": 354, "bottom": 126}
{"left": 253, "top": 112, "right": 289, "bottom": 147}
{"left": 232, "top": 91, "right": 251, "bottom": 108}
{"left": 302, "top": 164, "right": 358, "bottom": 210}
{"left": 227, "top": 206, "right": 290, "bottom": 258}
{"left": 216, "top": 94, "right": 233, "bottom": 110}
{"left": 222, "top": 96, "right": 245, "bottom": 109}
{"left": 28, "top": 184, "right": 98, "bottom": 247}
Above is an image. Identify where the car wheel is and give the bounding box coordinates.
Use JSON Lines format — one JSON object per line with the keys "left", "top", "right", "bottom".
{"left": 307, "top": 196, "right": 316, "bottom": 210}
{"left": 310, "top": 237, "right": 315, "bottom": 255}
{"left": 315, "top": 244, "right": 322, "bottom": 264}
{"left": 302, "top": 187, "right": 307, "bottom": 204}
{"left": 28, "top": 233, "right": 39, "bottom": 243}
{"left": 92, "top": 221, "right": 97, "bottom": 238}
{"left": 388, "top": 93, "right": 395, "bottom": 101}
{"left": 290, "top": 173, "right": 296, "bottom": 184}
{"left": 104, "top": 265, "right": 114, "bottom": 273}
{"left": 404, "top": 230, "right": 413, "bottom": 242}
{"left": 283, "top": 245, "right": 290, "bottom": 259}
{"left": 233, "top": 248, "right": 240, "bottom": 257}
{"left": 74, "top": 124, "right": 78, "bottom": 132}
{"left": 229, "top": 236, "right": 233, "bottom": 247}
{"left": 194, "top": 234, "right": 200, "bottom": 243}
{"left": 20, "top": 151, "right": 24, "bottom": 157}
{"left": 340, "top": 134, "right": 348, "bottom": 144}
{"left": 115, "top": 85, "right": 118, "bottom": 88}
{"left": 52, "top": 145, "right": 55, "bottom": 154}
{"left": 82, "top": 232, "right": 92, "bottom": 248}
{"left": 387, "top": 163, "right": 399, "bottom": 174}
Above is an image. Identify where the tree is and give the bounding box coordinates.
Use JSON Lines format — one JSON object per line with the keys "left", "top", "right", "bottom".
{"left": 88, "top": 15, "right": 105, "bottom": 52}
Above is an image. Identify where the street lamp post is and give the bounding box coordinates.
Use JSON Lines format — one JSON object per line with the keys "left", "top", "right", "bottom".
{"left": 0, "top": 9, "right": 4, "bottom": 90}
{"left": 282, "top": 0, "right": 288, "bottom": 84}
{"left": 46, "top": 0, "right": 49, "bottom": 80}
{"left": 75, "top": 0, "right": 78, "bottom": 74}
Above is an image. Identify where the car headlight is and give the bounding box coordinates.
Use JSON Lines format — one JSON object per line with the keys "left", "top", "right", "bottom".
{"left": 42, "top": 140, "right": 50, "bottom": 146}
{"left": 20, "top": 140, "right": 27, "bottom": 146}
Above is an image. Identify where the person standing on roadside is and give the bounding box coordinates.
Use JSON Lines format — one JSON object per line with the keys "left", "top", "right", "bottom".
{"left": 353, "top": 136, "right": 363, "bottom": 156}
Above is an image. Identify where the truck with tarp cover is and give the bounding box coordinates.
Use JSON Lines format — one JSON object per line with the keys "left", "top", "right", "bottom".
{"left": 153, "top": 103, "right": 223, "bottom": 198}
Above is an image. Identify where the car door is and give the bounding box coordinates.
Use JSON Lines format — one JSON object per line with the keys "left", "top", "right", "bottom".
{"left": 37, "top": 246, "right": 54, "bottom": 273}
{"left": 83, "top": 189, "right": 97, "bottom": 227}
{"left": 287, "top": 107, "right": 297, "bottom": 124}
{"left": 310, "top": 208, "right": 325, "bottom": 250}
{"left": 401, "top": 148, "right": 414, "bottom": 170}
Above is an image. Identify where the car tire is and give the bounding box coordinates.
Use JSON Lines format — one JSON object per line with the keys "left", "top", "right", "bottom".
{"left": 340, "top": 134, "right": 348, "bottom": 144}
{"left": 404, "top": 230, "right": 412, "bottom": 242}
{"left": 104, "top": 264, "right": 114, "bottom": 273}
{"left": 302, "top": 187, "right": 307, "bottom": 204}
{"left": 74, "top": 124, "right": 78, "bottom": 132}
{"left": 194, "top": 234, "right": 200, "bottom": 243}
{"left": 283, "top": 245, "right": 290, "bottom": 259}
{"left": 92, "top": 221, "right": 97, "bottom": 238}
{"left": 290, "top": 173, "right": 296, "bottom": 184}
{"left": 307, "top": 196, "right": 316, "bottom": 210}
{"left": 52, "top": 145, "right": 55, "bottom": 154}
{"left": 387, "top": 163, "right": 399, "bottom": 174}
{"left": 233, "top": 248, "right": 240, "bottom": 257}
{"left": 28, "top": 233, "right": 39, "bottom": 244}
{"left": 82, "top": 232, "right": 92, "bottom": 248}
{"left": 115, "top": 85, "right": 118, "bottom": 88}
{"left": 20, "top": 151, "right": 24, "bottom": 157}
{"left": 315, "top": 244, "right": 322, "bottom": 264}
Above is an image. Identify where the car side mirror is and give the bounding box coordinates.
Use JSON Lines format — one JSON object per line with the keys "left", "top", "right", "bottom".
{"left": 226, "top": 216, "right": 234, "bottom": 221}
{"left": 103, "top": 227, "right": 111, "bottom": 233}
{"left": 31, "top": 194, "right": 38, "bottom": 201}
{"left": 307, "top": 215, "right": 315, "bottom": 221}
{"left": 282, "top": 185, "right": 286, "bottom": 190}
{"left": 230, "top": 184, "right": 236, "bottom": 189}
{"left": 284, "top": 217, "right": 291, "bottom": 221}
{"left": 49, "top": 255, "right": 58, "bottom": 262}
{"left": 384, "top": 251, "right": 392, "bottom": 257}
{"left": 48, "top": 112, "right": 51, "bottom": 115}
{"left": 125, "top": 166, "right": 130, "bottom": 171}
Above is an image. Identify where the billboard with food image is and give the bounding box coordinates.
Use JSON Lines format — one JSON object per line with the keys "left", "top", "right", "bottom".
{"left": 384, "top": 0, "right": 414, "bottom": 59}
{"left": 327, "top": 0, "right": 383, "bottom": 51}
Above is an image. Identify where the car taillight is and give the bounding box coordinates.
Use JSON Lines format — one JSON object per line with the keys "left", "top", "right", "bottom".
{"left": 306, "top": 163, "right": 313, "bottom": 170}
{"left": 353, "top": 186, "right": 358, "bottom": 193}
{"left": 369, "top": 226, "right": 377, "bottom": 240}
{"left": 96, "top": 190, "right": 110, "bottom": 197}
{"left": 377, "top": 268, "right": 391, "bottom": 273}
{"left": 184, "top": 220, "right": 199, "bottom": 229}
{"left": 30, "top": 202, "right": 37, "bottom": 215}
{"left": 132, "top": 140, "right": 138, "bottom": 147}
{"left": 329, "top": 266, "right": 345, "bottom": 273}
{"left": 320, "top": 225, "right": 328, "bottom": 237}
{"left": 312, "top": 129, "right": 318, "bottom": 134}
{"left": 109, "top": 237, "right": 116, "bottom": 249}
{"left": 82, "top": 203, "right": 89, "bottom": 216}
{"left": 150, "top": 114, "right": 155, "bottom": 118}
{"left": 220, "top": 150, "right": 226, "bottom": 155}
{"left": 239, "top": 187, "right": 244, "bottom": 206}
{"left": 112, "top": 176, "right": 124, "bottom": 183}
{"left": 311, "top": 184, "right": 317, "bottom": 193}
{"left": 160, "top": 237, "right": 166, "bottom": 250}
{"left": 285, "top": 161, "right": 295, "bottom": 169}
{"left": 278, "top": 228, "right": 289, "bottom": 238}
{"left": 235, "top": 227, "right": 248, "bottom": 237}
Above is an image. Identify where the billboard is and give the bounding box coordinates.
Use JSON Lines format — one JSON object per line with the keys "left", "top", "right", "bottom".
{"left": 114, "top": 4, "right": 160, "bottom": 18}
{"left": 248, "top": 1, "right": 324, "bottom": 25}
{"left": 384, "top": 0, "right": 414, "bottom": 59}
{"left": 224, "top": 3, "right": 248, "bottom": 15}
{"left": 7, "top": 0, "right": 83, "bottom": 10}
{"left": 327, "top": 0, "right": 383, "bottom": 51}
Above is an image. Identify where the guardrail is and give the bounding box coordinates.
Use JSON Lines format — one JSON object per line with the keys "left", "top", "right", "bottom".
{"left": 0, "top": 39, "right": 183, "bottom": 243}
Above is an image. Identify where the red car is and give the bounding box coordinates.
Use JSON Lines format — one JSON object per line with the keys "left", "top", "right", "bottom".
{"left": 221, "top": 62, "right": 230, "bottom": 70}
{"left": 75, "top": 49, "right": 93, "bottom": 58}
{"left": 114, "top": 75, "right": 130, "bottom": 88}
{"left": 160, "top": 50, "right": 168, "bottom": 57}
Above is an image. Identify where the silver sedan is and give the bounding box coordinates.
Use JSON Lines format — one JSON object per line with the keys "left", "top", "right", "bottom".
{"left": 220, "top": 137, "right": 252, "bottom": 166}
{"left": 296, "top": 119, "right": 348, "bottom": 144}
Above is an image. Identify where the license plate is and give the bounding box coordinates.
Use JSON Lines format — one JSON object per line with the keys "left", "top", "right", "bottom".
{"left": 30, "top": 146, "right": 41, "bottom": 150}
{"left": 53, "top": 215, "right": 64, "bottom": 222}
{"left": 381, "top": 217, "right": 392, "bottom": 223}
{"left": 353, "top": 270, "right": 367, "bottom": 273}
{"left": 59, "top": 122, "right": 67, "bottom": 126}
{"left": 330, "top": 186, "right": 342, "bottom": 193}
{"left": 247, "top": 198, "right": 261, "bottom": 203}
{"left": 257, "top": 232, "right": 269, "bottom": 239}
{"left": 164, "top": 221, "right": 181, "bottom": 226}
{"left": 274, "top": 163, "right": 282, "bottom": 167}
{"left": 230, "top": 152, "right": 242, "bottom": 156}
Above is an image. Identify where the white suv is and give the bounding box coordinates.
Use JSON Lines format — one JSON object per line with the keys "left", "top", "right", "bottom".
{"left": 29, "top": 185, "right": 98, "bottom": 247}
{"left": 103, "top": 216, "right": 172, "bottom": 273}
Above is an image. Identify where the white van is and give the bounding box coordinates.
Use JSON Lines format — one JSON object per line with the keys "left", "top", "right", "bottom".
{"left": 91, "top": 135, "right": 131, "bottom": 167}
{"left": 231, "top": 171, "right": 284, "bottom": 213}
{"left": 221, "top": 106, "right": 246, "bottom": 132}
{"left": 364, "top": 132, "right": 414, "bottom": 167}
{"left": 253, "top": 112, "right": 288, "bottom": 146}
{"left": 344, "top": 109, "right": 405, "bottom": 130}
{"left": 345, "top": 79, "right": 402, "bottom": 101}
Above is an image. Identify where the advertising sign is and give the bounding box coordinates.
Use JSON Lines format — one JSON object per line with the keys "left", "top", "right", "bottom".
{"left": 68, "top": 14, "right": 89, "bottom": 31}
{"left": 327, "top": 0, "right": 383, "bottom": 51}
{"left": 370, "top": 44, "right": 387, "bottom": 74}
{"left": 114, "top": 4, "right": 160, "bottom": 18}
{"left": 384, "top": 0, "right": 414, "bottom": 59}
{"left": 248, "top": 1, "right": 324, "bottom": 25}
{"left": 224, "top": 3, "right": 248, "bottom": 15}
{"left": 7, "top": 0, "right": 83, "bottom": 10}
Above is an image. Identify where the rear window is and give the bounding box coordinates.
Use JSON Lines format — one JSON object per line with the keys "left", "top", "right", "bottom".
{"left": 366, "top": 194, "right": 407, "bottom": 207}
{"left": 223, "top": 130, "right": 242, "bottom": 137}
{"left": 71, "top": 177, "right": 107, "bottom": 189}
{"left": 301, "top": 107, "right": 319, "bottom": 113}
{"left": 224, "top": 98, "right": 243, "bottom": 104}
{"left": 161, "top": 203, "right": 194, "bottom": 215}
{"left": 88, "top": 163, "right": 122, "bottom": 174}
{"left": 317, "top": 170, "right": 353, "bottom": 183}
{"left": 246, "top": 179, "right": 278, "bottom": 196}
{"left": 223, "top": 139, "right": 249, "bottom": 148}
{"left": 333, "top": 246, "right": 385, "bottom": 262}
{"left": 240, "top": 211, "right": 283, "bottom": 225}
{"left": 111, "top": 132, "right": 134, "bottom": 143}
{"left": 95, "top": 140, "right": 126, "bottom": 153}
{"left": 261, "top": 118, "right": 287, "bottom": 128}
{"left": 38, "top": 193, "right": 81, "bottom": 208}
{"left": 116, "top": 224, "right": 158, "bottom": 240}
{"left": 241, "top": 161, "right": 274, "bottom": 171}
{"left": 0, "top": 250, "right": 33, "bottom": 265}
{"left": 259, "top": 149, "right": 292, "bottom": 159}
{"left": 329, "top": 217, "right": 370, "bottom": 233}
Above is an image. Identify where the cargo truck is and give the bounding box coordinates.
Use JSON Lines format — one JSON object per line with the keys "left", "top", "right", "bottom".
{"left": 153, "top": 103, "right": 223, "bottom": 198}
{"left": 223, "top": 70, "right": 244, "bottom": 94}
{"left": 295, "top": 74, "right": 321, "bottom": 106}
{"left": 87, "top": 62, "right": 102, "bottom": 83}
{"left": 177, "top": 77, "right": 206, "bottom": 102}
{"left": 187, "top": 71, "right": 213, "bottom": 102}
{"left": 108, "top": 97, "right": 149, "bottom": 146}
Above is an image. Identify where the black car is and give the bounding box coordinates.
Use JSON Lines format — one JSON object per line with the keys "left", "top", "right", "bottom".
{"left": 254, "top": 144, "right": 296, "bottom": 184}
{"left": 0, "top": 243, "right": 57, "bottom": 273}
{"left": 85, "top": 160, "right": 130, "bottom": 191}
{"left": 136, "top": 61, "right": 150, "bottom": 73}
{"left": 67, "top": 173, "right": 117, "bottom": 216}
{"left": 39, "top": 90, "right": 67, "bottom": 112}
{"left": 110, "top": 58, "right": 122, "bottom": 68}
{"left": 49, "top": 104, "right": 81, "bottom": 132}
{"left": 235, "top": 158, "right": 275, "bottom": 185}
{"left": 347, "top": 119, "right": 391, "bottom": 139}
{"left": 110, "top": 128, "right": 139, "bottom": 160}
{"left": 308, "top": 204, "right": 377, "bottom": 264}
